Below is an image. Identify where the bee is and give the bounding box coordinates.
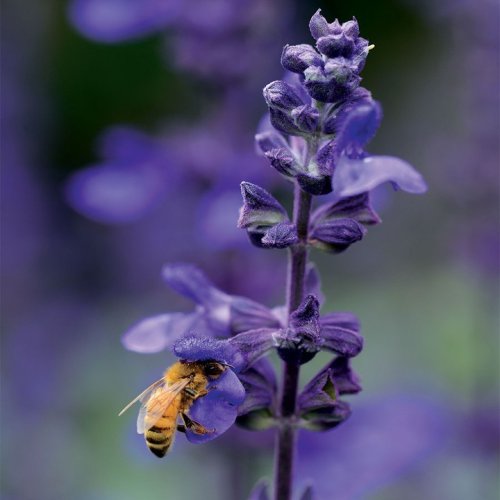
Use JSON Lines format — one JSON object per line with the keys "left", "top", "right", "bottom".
{"left": 119, "top": 360, "right": 227, "bottom": 458}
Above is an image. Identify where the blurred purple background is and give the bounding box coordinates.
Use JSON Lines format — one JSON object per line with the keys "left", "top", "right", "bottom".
{"left": 1, "top": 0, "right": 499, "bottom": 498}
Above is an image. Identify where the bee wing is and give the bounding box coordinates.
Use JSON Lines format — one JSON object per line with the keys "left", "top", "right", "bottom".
{"left": 136, "top": 378, "right": 190, "bottom": 434}
{"left": 118, "top": 377, "right": 166, "bottom": 417}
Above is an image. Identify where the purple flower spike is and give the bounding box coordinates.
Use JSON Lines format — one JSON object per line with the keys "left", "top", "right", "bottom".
{"left": 186, "top": 367, "right": 246, "bottom": 444}
{"left": 122, "top": 312, "right": 200, "bottom": 353}
{"left": 334, "top": 155, "right": 428, "bottom": 198}
{"left": 68, "top": 0, "right": 179, "bottom": 43}
{"left": 309, "top": 218, "right": 366, "bottom": 253}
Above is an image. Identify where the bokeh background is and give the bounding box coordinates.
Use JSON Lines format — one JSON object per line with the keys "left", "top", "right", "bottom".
{"left": 1, "top": 0, "right": 499, "bottom": 499}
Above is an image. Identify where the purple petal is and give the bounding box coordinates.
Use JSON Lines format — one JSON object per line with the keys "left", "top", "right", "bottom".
{"left": 312, "top": 193, "right": 381, "bottom": 225}
{"left": 64, "top": 161, "right": 169, "bottom": 224}
{"left": 229, "top": 297, "right": 280, "bottom": 334}
{"left": 237, "top": 182, "right": 287, "bottom": 229}
{"left": 121, "top": 312, "right": 198, "bottom": 353}
{"left": 186, "top": 368, "right": 245, "bottom": 443}
{"left": 228, "top": 328, "right": 277, "bottom": 372}
{"left": 320, "top": 312, "right": 360, "bottom": 333}
{"left": 162, "top": 263, "right": 229, "bottom": 309}
{"left": 304, "top": 263, "right": 325, "bottom": 305}
{"left": 289, "top": 295, "right": 321, "bottom": 338}
{"left": 335, "top": 100, "right": 383, "bottom": 152}
{"left": 329, "top": 356, "right": 362, "bottom": 394}
{"left": 320, "top": 322, "right": 364, "bottom": 357}
{"left": 334, "top": 155, "right": 428, "bottom": 197}
{"left": 173, "top": 336, "right": 238, "bottom": 366}
{"left": 298, "top": 367, "right": 337, "bottom": 412}
{"left": 309, "top": 9, "right": 330, "bottom": 40}
{"left": 68, "top": 0, "right": 178, "bottom": 43}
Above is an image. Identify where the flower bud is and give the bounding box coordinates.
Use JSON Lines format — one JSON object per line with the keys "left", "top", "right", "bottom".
{"left": 281, "top": 44, "right": 322, "bottom": 73}
{"left": 316, "top": 32, "right": 355, "bottom": 58}
{"left": 342, "top": 18, "right": 360, "bottom": 38}
{"left": 238, "top": 182, "right": 290, "bottom": 247}
{"left": 263, "top": 80, "right": 304, "bottom": 111}
{"left": 255, "top": 130, "right": 289, "bottom": 155}
{"left": 264, "top": 147, "right": 300, "bottom": 177}
{"left": 312, "top": 193, "right": 381, "bottom": 226}
{"left": 299, "top": 400, "right": 351, "bottom": 431}
{"left": 309, "top": 218, "right": 366, "bottom": 253}
{"left": 303, "top": 62, "right": 360, "bottom": 103}
{"left": 309, "top": 9, "right": 342, "bottom": 39}
{"left": 261, "top": 222, "right": 298, "bottom": 249}
{"left": 276, "top": 295, "right": 322, "bottom": 365}
{"left": 237, "top": 182, "right": 287, "bottom": 230}
{"left": 291, "top": 104, "right": 320, "bottom": 133}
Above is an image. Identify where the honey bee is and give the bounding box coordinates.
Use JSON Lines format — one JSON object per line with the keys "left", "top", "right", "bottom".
{"left": 119, "top": 360, "right": 227, "bottom": 457}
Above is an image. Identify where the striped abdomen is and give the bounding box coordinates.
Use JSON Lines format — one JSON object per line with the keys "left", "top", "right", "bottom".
{"left": 144, "top": 399, "right": 180, "bottom": 458}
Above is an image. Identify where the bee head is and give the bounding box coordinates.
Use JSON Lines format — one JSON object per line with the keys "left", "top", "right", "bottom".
{"left": 202, "top": 361, "right": 227, "bottom": 379}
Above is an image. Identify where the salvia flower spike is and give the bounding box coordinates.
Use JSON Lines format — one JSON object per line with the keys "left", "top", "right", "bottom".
{"left": 119, "top": 9, "right": 426, "bottom": 500}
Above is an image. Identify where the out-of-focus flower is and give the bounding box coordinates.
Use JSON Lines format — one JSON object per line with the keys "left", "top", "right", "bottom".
{"left": 296, "top": 394, "right": 449, "bottom": 499}
{"left": 64, "top": 126, "right": 173, "bottom": 224}
{"left": 69, "top": 0, "right": 284, "bottom": 80}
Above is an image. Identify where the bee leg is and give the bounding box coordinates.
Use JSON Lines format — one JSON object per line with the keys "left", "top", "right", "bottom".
{"left": 181, "top": 413, "right": 214, "bottom": 435}
{"left": 176, "top": 424, "right": 186, "bottom": 433}
{"left": 192, "top": 388, "right": 209, "bottom": 400}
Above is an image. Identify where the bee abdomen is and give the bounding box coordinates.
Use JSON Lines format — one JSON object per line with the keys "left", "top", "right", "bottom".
{"left": 145, "top": 425, "right": 174, "bottom": 458}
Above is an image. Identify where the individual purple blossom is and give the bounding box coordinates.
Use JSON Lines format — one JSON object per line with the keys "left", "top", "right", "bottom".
{"left": 64, "top": 126, "right": 173, "bottom": 224}
{"left": 122, "top": 263, "right": 280, "bottom": 353}
{"left": 69, "top": 0, "right": 179, "bottom": 43}
{"left": 68, "top": 0, "right": 284, "bottom": 81}
{"left": 274, "top": 294, "right": 364, "bottom": 365}
{"left": 124, "top": 263, "right": 362, "bottom": 367}
{"left": 168, "top": 336, "right": 246, "bottom": 443}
